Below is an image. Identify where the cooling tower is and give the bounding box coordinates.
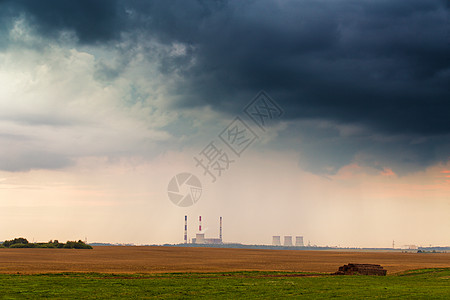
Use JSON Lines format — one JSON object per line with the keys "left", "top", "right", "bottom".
{"left": 284, "top": 236, "right": 293, "bottom": 246}
{"left": 295, "top": 236, "right": 304, "bottom": 246}
{"left": 272, "top": 236, "right": 281, "bottom": 246}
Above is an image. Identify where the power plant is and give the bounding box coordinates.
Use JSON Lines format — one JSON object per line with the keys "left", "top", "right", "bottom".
{"left": 272, "top": 235, "right": 304, "bottom": 247}
{"left": 272, "top": 236, "right": 281, "bottom": 246}
{"left": 188, "top": 215, "right": 223, "bottom": 245}
{"left": 184, "top": 216, "right": 304, "bottom": 247}
{"left": 284, "top": 236, "right": 293, "bottom": 246}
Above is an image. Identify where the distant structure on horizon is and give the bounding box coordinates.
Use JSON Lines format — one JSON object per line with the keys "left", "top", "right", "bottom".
{"left": 184, "top": 216, "right": 188, "bottom": 244}
{"left": 284, "top": 236, "right": 293, "bottom": 246}
{"left": 219, "top": 217, "right": 222, "bottom": 241}
{"left": 272, "top": 235, "right": 304, "bottom": 247}
{"left": 272, "top": 236, "right": 281, "bottom": 246}
{"left": 404, "top": 244, "right": 418, "bottom": 250}
{"left": 190, "top": 216, "right": 223, "bottom": 245}
{"left": 184, "top": 217, "right": 306, "bottom": 247}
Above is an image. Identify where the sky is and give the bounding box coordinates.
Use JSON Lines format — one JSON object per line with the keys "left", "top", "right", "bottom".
{"left": 0, "top": 0, "right": 449, "bottom": 248}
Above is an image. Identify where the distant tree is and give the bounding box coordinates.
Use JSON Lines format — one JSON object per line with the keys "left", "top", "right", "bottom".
{"left": 2, "top": 238, "right": 29, "bottom": 248}
{"left": 10, "top": 243, "right": 33, "bottom": 248}
{"left": 63, "top": 240, "right": 92, "bottom": 249}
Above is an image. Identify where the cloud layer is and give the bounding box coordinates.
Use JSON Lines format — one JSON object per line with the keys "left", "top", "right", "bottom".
{"left": 0, "top": 0, "right": 449, "bottom": 174}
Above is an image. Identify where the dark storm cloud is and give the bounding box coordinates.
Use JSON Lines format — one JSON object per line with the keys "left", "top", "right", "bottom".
{"left": 0, "top": 0, "right": 449, "bottom": 173}
{"left": 1, "top": 0, "right": 448, "bottom": 132}
{"left": 284, "top": 121, "right": 450, "bottom": 175}
{"left": 0, "top": 0, "right": 121, "bottom": 43}
{"left": 171, "top": 0, "right": 449, "bottom": 136}
{"left": 137, "top": 0, "right": 448, "bottom": 136}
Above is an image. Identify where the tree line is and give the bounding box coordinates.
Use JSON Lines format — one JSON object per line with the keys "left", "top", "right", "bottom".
{"left": 0, "top": 237, "right": 92, "bottom": 249}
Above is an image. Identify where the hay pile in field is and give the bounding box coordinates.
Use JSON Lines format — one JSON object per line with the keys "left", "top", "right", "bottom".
{"left": 333, "top": 263, "right": 387, "bottom": 276}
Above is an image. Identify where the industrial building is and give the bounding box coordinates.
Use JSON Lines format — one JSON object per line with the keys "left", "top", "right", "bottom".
{"left": 272, "top": 236, "right": 281, "bottom": 246}
{"left": 272, "top": 235, "right": 304, "bottom": 247}
{"left": 284, "top": 236, "right": 293, "bottom": 246}
{"left": 186, "top": 216, "right": 304, "bottom": 247}
{"left": 189, "top": 216, "right": 223, "bottom": 244}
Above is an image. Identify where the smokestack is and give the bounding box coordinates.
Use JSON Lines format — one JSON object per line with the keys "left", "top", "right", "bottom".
{"left": 184, "top": 216, "right": 188, "bottom": 244}
{"left": 199, "top": 216, "right": 202, "bottom": 232}
{"left": 219, "top": 217, "right": 222, "bottom": 241}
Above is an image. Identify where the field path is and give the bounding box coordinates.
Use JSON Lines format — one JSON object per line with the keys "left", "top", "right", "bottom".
{"left": 1, "top": 246, "right": 449, "bottom": 274}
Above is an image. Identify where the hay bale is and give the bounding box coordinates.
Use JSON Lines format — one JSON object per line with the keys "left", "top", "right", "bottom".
{"left": 333, "top": 263, "right": 387, "bottom": 276}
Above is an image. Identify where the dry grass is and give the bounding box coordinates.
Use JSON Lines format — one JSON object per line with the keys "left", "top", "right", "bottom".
{"left": 0, "top": 246, "right": 449, "bottom": 274}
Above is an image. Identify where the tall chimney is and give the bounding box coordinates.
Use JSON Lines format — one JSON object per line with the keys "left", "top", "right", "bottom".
{"left": 219, "top": 217, "right": 222, "bottom": 241}
{"left": 184, "top": 216, "right": 188, "bottom": 244}
{"left": 199, "top": 216, "right": 202, "bottom": 232}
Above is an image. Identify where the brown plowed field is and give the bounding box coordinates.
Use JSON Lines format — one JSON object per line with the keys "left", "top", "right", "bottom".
{"left": 0, "top": 246, "right": 449, "bottom": 274}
